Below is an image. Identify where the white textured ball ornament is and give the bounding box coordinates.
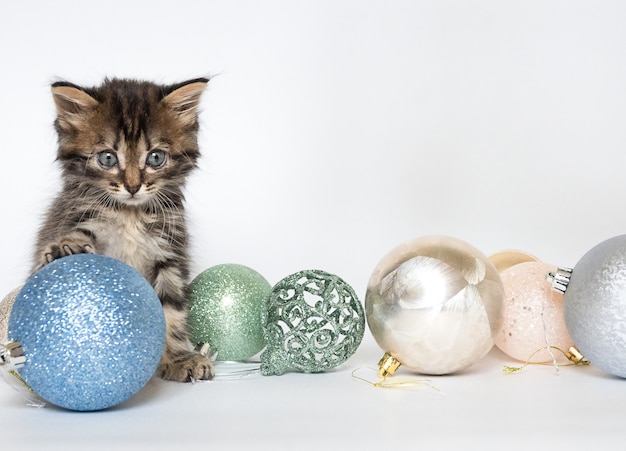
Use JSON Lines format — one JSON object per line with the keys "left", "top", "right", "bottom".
{"left": 0, "top": 287, "right": 21, "bottom": 344}
{"left": 365, "top": 236, "right": 504, "bottom": 375}
{"left": 558, "top": 235, "right": 626, "bottom": 378}
{"left": 496, "top": 262, "right": 573, "bottom": 362}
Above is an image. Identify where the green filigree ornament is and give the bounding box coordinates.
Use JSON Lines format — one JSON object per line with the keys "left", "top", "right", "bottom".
{"left": 261, "top": 269, "right": 365, "bottom": 375}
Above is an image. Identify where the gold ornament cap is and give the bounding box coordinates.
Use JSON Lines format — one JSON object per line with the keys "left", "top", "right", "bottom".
{"left": 566, "top": 346, "right": 590, "bottom": 365}
{"left": 378, "top": 352, "right": 402, "bottom": 378}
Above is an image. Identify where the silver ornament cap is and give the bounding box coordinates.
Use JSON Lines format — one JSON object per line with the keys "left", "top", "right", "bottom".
{"left": 0, "top": 341, "right": 25, "bottom": 370}
{"left": 546, "top": 267, "right": 572, "bottom": 294}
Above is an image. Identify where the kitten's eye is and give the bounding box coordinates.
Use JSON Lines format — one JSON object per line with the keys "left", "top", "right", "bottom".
{"left": 97, "top": 151, "right": 118, "bottom": 168}
{"left": 146, "top": 150, "right": 167, "bottom": 168}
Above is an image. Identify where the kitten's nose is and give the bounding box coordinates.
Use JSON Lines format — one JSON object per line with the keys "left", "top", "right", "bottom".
{"left": 125, "top": 184, "right": 141, "bottom": 195}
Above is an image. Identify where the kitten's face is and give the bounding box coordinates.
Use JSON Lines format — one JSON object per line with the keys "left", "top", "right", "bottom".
{"left": 52, "top": 78, "right": 207, "bottom": 207}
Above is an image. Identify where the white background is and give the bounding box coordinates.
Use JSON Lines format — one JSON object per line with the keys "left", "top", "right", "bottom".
{"left": 2, "top": 1, "right": 626, "bottom": 449}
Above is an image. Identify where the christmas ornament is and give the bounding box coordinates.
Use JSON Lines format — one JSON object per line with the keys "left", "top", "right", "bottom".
{"left": 4, "top": 254, "right": 165, "bottom": 411}
{"left": 0, "top": 287, "right": 21, "bottom": 344}
{"left": 495, "top": 262, "right": 574, "bottom": 363}
{"left": 489, "top": 250, "right": 539, "bottom": 273}
{"left": 365, "top": 236, "right": 504, "bottom": 376}
{"left": 261, "top": 269, "right": 365, "bottom": 375}
{"left": 188, "top": 264, "right": 270, "bottom": 361}
{"left": 548, "top": 235, "right": 626, "bottom": 378}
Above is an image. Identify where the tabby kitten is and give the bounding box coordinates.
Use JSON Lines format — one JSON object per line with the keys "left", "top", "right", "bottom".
{"left": 32, "top": 77, "right": 213, "bottom": 382}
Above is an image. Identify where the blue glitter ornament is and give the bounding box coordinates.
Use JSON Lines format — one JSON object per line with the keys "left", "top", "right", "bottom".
{"left": 7, "top": 254, "right": 165, "bottom": 411}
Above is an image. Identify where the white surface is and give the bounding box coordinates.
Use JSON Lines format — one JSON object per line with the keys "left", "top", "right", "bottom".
{"left": 2, "top": 1, "right": 626, "bottom": 448}
{"left": 2, "top": 338, "right": 624, "bottom": 449}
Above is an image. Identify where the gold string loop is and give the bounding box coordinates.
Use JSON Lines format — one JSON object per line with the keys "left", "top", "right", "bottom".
{"left": 352, "top": 367, "right": 444, "bottom": 394}
{"left": 503, "top": 346, "right": 590, "bottom": 375}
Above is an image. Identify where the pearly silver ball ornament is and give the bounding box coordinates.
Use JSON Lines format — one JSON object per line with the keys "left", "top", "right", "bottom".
{"left": 365, "top": 236, "right": 504, "bottom": 375}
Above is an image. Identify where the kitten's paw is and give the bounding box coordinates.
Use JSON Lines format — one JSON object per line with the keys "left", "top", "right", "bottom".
{"left": 159, "top": 352, "right": 214, "bottom": 383}
{"left": 36, "top": 238, "right": 95, "bottom": 269}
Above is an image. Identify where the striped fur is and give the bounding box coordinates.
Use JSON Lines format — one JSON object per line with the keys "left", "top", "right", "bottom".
{"left": 33, "top": 77, "right": 213, "bottom": 382}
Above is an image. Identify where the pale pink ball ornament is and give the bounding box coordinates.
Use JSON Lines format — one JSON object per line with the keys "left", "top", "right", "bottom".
{"left": 495, "top": 262, "right": 574, "bottom": 362}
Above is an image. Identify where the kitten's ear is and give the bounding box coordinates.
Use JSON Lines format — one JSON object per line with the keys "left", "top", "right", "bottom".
{"left": 162, "top": 78, "right": 208, "bottom": 125}
{"left": 51, "top": 83, "right": 98, "bottom": 129}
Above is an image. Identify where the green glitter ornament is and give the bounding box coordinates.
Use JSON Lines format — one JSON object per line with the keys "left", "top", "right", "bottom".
{"left": 261, "top": 269, "right": 365, "bottom": 375}
{"left": 188, "top": 264, "right": 271, "bottom": 361}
